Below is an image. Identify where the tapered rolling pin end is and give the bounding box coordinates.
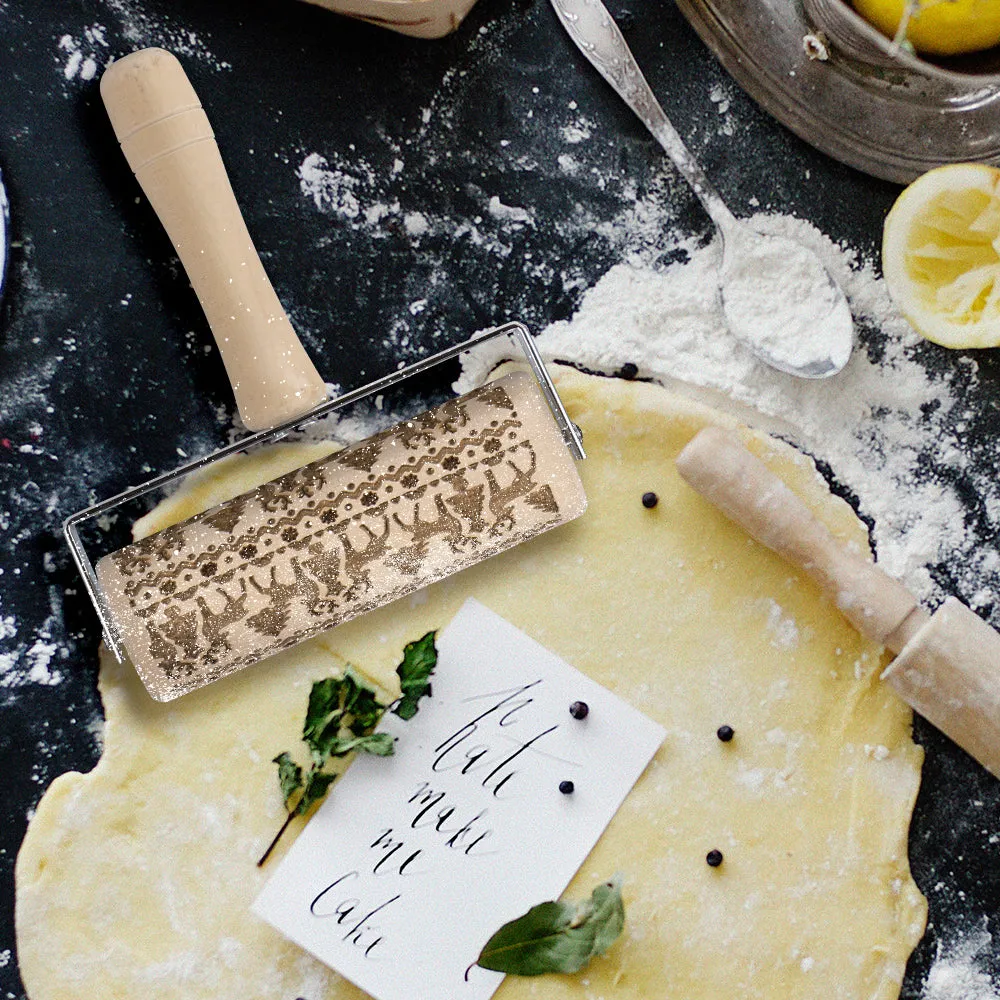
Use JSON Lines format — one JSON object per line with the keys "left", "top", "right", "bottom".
{"left": 100, "top": 49, "right": 197, "bottom": 144}
{"left": 677, "top": 425, "right": 1000, "bottom": 780}
{"left": 884, "top": 598, "right": 1000, "bottom": 779}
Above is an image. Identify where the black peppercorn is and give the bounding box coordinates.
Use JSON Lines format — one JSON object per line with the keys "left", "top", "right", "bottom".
{"left": 641, "top": 491, "right": 658, "bottom": 509}
{"left": 717, "top": 725, "right": 735, "bottom": 742}
{"left": 706, "top": 849, "right": 724, "bottom": 867}
{"left": 619, "top": 362, "right": 639, "bottom": 380}
{"left": 559, "top": 780, "right": 575, "bottom": 795}
{"left": 569, "top": 700, "right": 589, "bottom": 720}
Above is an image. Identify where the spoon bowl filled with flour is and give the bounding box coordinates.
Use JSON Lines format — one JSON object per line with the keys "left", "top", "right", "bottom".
{"left": 549, "top": 0, "right": 855, "bottom": 380}
{"left": 719, "top": 226, "right": 855, "bottom": 378}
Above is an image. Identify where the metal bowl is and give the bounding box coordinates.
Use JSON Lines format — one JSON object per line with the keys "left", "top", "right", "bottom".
{"left": 801, "top": 0, "right": 1000, "bottom": 77}
{"left": 674, "top": 0, "right": 1000, "bottom": 183}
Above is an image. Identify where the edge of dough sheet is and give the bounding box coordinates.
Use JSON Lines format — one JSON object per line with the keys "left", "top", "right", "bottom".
{"left": 15, "top": 366, "right": 927, "bottom": 1000}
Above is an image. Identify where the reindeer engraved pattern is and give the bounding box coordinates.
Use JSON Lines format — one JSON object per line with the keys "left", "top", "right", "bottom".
{"left": 341, "top": 516, "right": 393, "bottom": 598}
{"left": 195, "top": 580, "right": 249, "bottom": 663}
{"left": 250, "top": 462, "right": 327, "bottom": 515}
{"left": 392, "top": 494, "right": 467, "bottom": 557}
{"left": 101, "top": 373, "right": 584, "bottom": 700}
{"left": 202, "top": 493, "right": 251, "bottom": 534}
{"left": 484, "top": 444, "right": 539, "bottom": 535}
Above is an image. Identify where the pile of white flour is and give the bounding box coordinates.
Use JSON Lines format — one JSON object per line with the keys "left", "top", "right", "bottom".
{"left": 457, "top": 211, "right": 997, "bottom": 616}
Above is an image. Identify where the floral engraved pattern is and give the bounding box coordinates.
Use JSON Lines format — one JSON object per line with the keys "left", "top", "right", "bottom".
{"left": 96, "top": 373, "right": 587, "bottom": 701}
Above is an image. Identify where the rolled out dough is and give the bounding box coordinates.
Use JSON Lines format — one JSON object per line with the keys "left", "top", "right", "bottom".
{"left": 16, "top": 367, "right": 926, "bottom": 999}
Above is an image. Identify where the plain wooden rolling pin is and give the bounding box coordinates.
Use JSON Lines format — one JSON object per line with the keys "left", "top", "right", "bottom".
{"left": 676, "top": 425, "right": 1000, "bottom": 778}
{"left": 100, "top": 48, "right": 328, "bottom": 430}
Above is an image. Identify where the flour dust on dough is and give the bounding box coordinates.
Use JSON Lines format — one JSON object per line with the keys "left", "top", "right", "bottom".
{"left": 16, "top": 368, "right": 926, "bottom": 999}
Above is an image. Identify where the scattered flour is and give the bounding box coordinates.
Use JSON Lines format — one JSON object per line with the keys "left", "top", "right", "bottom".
{"left": 709, "top": 82, "right": 732, "bottom": 116}
{"left": 298, "top": 153, "right": 364, "bottom": 219}
{"left": 1, "top": 629, "right": 65, "bottom": 690}
{"left": 297, "top": 152, "right": 538, "bottom": 241}
{"left": 54, "top": 31, "right": 97, "bottom": 84}
{"left": 53, "top": 4, "right": 230, "bottom": 89}
{"left": 403, "top": 212, "right": 430, "bottom": 238}
{"left": 486, "top": 196, "right": 533, "bottom": 227}
{"left": 763, "top": 600, "right": 801, "bottom": 650}
{"left": 560, "top": 121, "right": 593, "bottom": 144}
{"left": 56, "top": 26, "right": 107, "bottom": 82}
{"left": 708, "top": 81, "right": 737, "bottom": 137}
{"left": 1, "top": 596, "right": 68, "bottom": 691}
{"left": 923, "top": 926, "right": 999, "bottom": 1000}
{"left": 557, "top": 152, "right": 581, "bottom": 174}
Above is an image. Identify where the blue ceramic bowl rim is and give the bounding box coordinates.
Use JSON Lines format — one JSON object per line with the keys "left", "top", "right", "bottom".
{"left": 0, "top": 167, "right": 8, "bottom": 307}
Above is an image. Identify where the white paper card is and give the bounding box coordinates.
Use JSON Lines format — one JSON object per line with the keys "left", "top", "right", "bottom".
{"left": 253, "top": 598, "right": 665, "bottom": 1000}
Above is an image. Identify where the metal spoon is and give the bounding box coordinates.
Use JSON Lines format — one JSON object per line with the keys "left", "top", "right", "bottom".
{"left": 549, "top": 0, "right": 854, "bottom": 378}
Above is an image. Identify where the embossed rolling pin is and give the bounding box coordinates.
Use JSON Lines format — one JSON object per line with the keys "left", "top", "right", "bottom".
{"left": 676, "top": 426, "right": 1000, "bottom": 778}
{"left": 96, "top": 371, "right": 587, "bottom": 701}
{"left": 100, "top": 48, "right": 328, "bottom": 430}
{"left": 91, "top": 49, "right": 588, "bottom": 702}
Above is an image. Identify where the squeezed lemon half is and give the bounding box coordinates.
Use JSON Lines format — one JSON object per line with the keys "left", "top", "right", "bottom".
{"left": 882, "top": 163, "right": 1000, "bottom": 349}
{"left": 852, "top": 0, "right": 1000, "bottom": 56}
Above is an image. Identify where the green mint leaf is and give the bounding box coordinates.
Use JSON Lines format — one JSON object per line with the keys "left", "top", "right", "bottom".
{"left": 393, "top": 630, "right": 437, "bottom": 721}
{"left": 324, "top": 732, "right": 396, "bottom": 757}
{"left": 295, "top": 767, "right": 339, "bottom": 816}
{"left": 341, "top": 671, "right": 385, "bottom": 735}
{"left": 261, "top": 633, "right": 435, "bottom": 866}
{"left": 474, "top": 875, "right": 625, "bottom": 976}
{"left": 273, "top": 752, "right": 304, "bottom": 810}
{"left": 302, "top": 670, "right": 385, "bottom": 759}
{"left": 302, "top": 676, "right": 345, "bottom": 755}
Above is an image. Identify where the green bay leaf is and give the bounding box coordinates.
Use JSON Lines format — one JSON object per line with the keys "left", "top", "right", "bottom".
{"left": 474, "top": 875, "right": 625, "bottom": 976}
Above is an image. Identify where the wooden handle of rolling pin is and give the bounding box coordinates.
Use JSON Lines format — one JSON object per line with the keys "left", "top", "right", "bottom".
{"left": 675, "top": 425, "right": 927, "bottom": 651}
{"left": 100, "top": 48, "right": 328, "bottom": 431}
{"left": 677, "top": 425, "right": 1000, "bottom": 778}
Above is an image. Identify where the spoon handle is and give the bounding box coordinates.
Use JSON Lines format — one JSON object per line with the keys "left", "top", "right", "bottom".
{"left": 550, "top": 0, "right": 737, "bottom": 235}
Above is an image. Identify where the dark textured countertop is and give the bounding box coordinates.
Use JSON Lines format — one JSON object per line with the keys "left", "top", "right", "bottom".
{"left": 2, "top": 1, "right": 999, "bottom": 997}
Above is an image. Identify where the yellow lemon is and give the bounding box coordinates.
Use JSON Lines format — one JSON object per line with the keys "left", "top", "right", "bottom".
{"left": 882, "top": 163, "right": 1000, "bottom": 349}
{"left": 852, "top": 0, "right": 1000, "bottom": 56}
